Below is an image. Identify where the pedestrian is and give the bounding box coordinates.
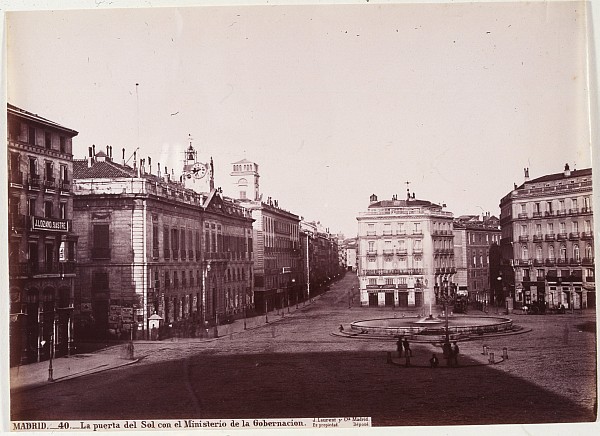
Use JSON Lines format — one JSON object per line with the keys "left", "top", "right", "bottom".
{"left": 451, "top": 342, "right": 460, "bottom": 367}
{"left": 339, "top": 324, "right": 344, "bottom": 332}
{"left": 402, "top": 337, "right": 412, "bottom": 357}
{"left": 442, "top": 341, "right": 452, "bottom": 366}
{"left": 429, "top": 353, "right": 439, "bottom": 368}
{"left": 396, "top": 336, "right": 403, "bottom": 358}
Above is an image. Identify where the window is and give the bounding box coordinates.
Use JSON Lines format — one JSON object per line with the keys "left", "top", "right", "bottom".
{"left": 59, "top": 203, "right": 66, "bottom": 219}
{"left": 413, "top": 222, "right": 421, "bottom": 234}
{"left": 27, "top": 198, "right": 35, "bottom": 216}
{"left": 521, "top": 225, "right": 527, "bottom": 236}
{"left": 28, "top": 242, "right": 39, "bottom": 271}
{"left": 521, "top": 245, "right": 528, "bottom": 260}
{"left": 165, "top": 271, "right": 170, "bottom": 289}
{"left": 572, "top": 198, "right": 578, "bottom": 210}
{"left": 44, "top": 243, "right": 54, "bottom": 273}
{"left": 536, "top": 245, "right": 542, "bottom": 261}
{"left": 535, "top": 203, "right": 541, "bottom": 213}
{"left": 383, "top": 223, "right": 391, "bottom": 235}
{"left": 239, "top": 191, "right": 247, "bottom": 200}
{"left": 28, "top": 126, "right": 36, "bottom": 146}
{"left": 163, "top": 226, "right": 170, "bottom": 259}
{"left": 559, "top": 222, "right": 566, "bottom": 233}
{"left": 586, "top": 244, "right": 593, "bottom": 259}
{"left": 45, "top": 162, "right": 54, "bottom": 181}
{"left": 368, "top": 241, "right": 375, "bottom": 252}
{"left": 44, "top": 201, "right": 53, "bottom": 218}
{"left": 45, "top": 132, "right": 52, "bottom": 149}
{"left": 92, "top": 271, "right": 109, "bottom": 290}
{"left": 368, "top": 278, "right": 376, "bottom": 285}
{"left": 60, "top": 165, "right": 68, "bottom": 182}
{"left": 573, "top": 245, "right": 580, "bottom": 261}
{"left": 92, "top": 224, "right": 110, "bottom": 259}
{"left": 548, "top": 245, "right": 555, "bottom": 260}
{"left": 547, "top": 201, "right": 553, "bottom": 213}
{"left": 385, "top": 278, "right": 394, "bottom": 285}
{"left": 171, "top": 228, "right": 179, "bottom": 259}
{"left": 547, "top": 222, "right": 554, "bottom": 233}
{"left": 572, "top": 221, "right": 578, "bottom": 233}
{"left": 535, "top": 224, "right": 542, "bottom": 235}
{"left": 60, "top": 136, "right": 66, "bottom": 153}
{"left": 559, "top": 245, "right": 567, "bottom": 261}
{"left": 29, "top": 157, "right": 38, "bottom": 178}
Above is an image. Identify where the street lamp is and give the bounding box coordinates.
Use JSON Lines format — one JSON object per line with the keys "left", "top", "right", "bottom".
{"left": 439, "top": 278, "right": 451, "bottom": 346}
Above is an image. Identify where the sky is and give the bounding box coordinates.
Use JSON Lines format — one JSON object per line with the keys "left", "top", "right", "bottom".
{"left": 5, "top": 0, "right": 594, "bottom": 237}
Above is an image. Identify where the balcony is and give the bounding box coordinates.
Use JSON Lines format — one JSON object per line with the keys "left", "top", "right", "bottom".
{"left": 382, "top": 231, "right": 392, "bottom": 236}
{"left": 518, "top": 235, "right": 529, "bottom": 242}
{"left": 581, "top": 232, "right": 593, "bottom": 240}
{"left": 544, "top": 234, "right": 556, "bottom": 241}
{"left": 152, "top": 248, "right": 159, "bottom": 260}
{"left": 500, "top": 237, "right": 513, "bottom": 245}
{"left": 61, "top": 261, "right": 77, "bottom": 274}
{"left": 10, "top": 262, "right": 35, "bottom": 276}
{"left": 396, "top": 249, "right": 408, "bottom": 256}
{"left": 366, "top": 231, "right": 376, "bottom": 237}
{"left": 586, "top": 276, "right": 595, "bottom": 283}
{"left": 91, "top": 247, "right": 111, "bottom": 260}
{"left": 532, "top": 234, "right": 544, "bottom": 242}
{"left": 545, "top": 258, "right": 556, "bottom": 266}
{"left": 569, "top": 208, "right": 579, "bottom": 215}
{"left": 532, "top": 212, "right": 542, "bottom": 218}
{"left": 515, "top": 259, "right": 531, "bottom": 266}
{"left": 533, "top": 259, "right": 544, "bottom": 266}
{"left": 569, "top": 258, "right": 581, "bottom": 266}
{"left": 517, "top": 213, "right": 528, "bottom": 219}
{"left": 189, "top": 249, "right": 194, "bottom": 260}
{"left": 544, "top": 211, "right": 553, "bottom": 217}
{"left": 556, "top": 209, "right": 567, "bottom": 216}
{"left": 581, "top": 207, "right": 591, "bottom": 214}
{"left": 366, "top": 250, "right": 377, "bottom": 256}
{"left": 44, "top": 177, "right": 57, "bottom": 191}
{"left": 382, "top": 249, "right": 394, "bottom": 256}
{"left": 28, "top": 175, "right": 41, "bottom": 191}
{"left": 164, "top": 249, "right": 170, "bottom": 260}
{"left": 556, "top": 233, "right": 568, "bottom": 241}
{"left": 556, "top": 258, "right": 568, "bottom": 266}
{"left": 582, "top": 257, "right": 594, "bottom": 266}
{"left": 412, "top": 248, "right": 423, "bottom": 255}
{"left": 181, "top": 250, "right": 186, "bottom": 260}
{"left": 9, "top": 171, "right": 24, "bottom": 187}
{"left": 569, "top": 232, "right": 580, "bottom": 240}
{"left": 412, "top": 231, "right": 423, "bottom": 236}
{"left": 59, "top": 179, "right": 70, "bottom": 193}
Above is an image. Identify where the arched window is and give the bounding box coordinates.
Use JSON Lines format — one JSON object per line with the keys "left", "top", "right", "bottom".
{"left": 586, "top": 244, "right": 593, "bottom": 260}
{"left": 548, "top": 245, "right": 555, "bottom": 260}
{"left": 573, "top": 244, "right": 580, "bottom": 261}
{"left": 521, "top": 245, "right": 528, "bottom": 260}
{"left": 238, "top": 178, "right": 248, "bottom": 187}
{"left": 536, "top": 245, "right": 543, "bottom": 261}
{"left": 559, "top": 244, "right": 567, "bottom": 261}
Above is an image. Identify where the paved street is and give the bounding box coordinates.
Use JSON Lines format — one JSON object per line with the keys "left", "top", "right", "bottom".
{"left": 10, "top": 272, "right": 597, "bottom": 426}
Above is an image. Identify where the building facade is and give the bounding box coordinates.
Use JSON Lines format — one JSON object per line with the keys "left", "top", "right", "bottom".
{"left": 231, "top": 158, "right": 303, "bottom": 313}
{"left": 499, "top": 165, "right": 594, "bottom": 310}
{"left": 72, "top": 145, "right": 254, "bottom": 339}
{"left": 7, "top": 104, "right": 79, "bottom": 365}
{"left": 356, "top": 192, "right": 456, "bottom": 309}
{"left": 453, "top": 214, "right": 501, "bottom": 306}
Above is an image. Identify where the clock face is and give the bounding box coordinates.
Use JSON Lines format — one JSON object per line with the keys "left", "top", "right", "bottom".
{"left": 192, "top": 162, "right": 207, "bottom": 179}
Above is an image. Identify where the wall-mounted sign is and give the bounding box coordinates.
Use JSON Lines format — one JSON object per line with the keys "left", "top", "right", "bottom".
{"left": 31, "top": 216, "right": 69, "bottom": 232}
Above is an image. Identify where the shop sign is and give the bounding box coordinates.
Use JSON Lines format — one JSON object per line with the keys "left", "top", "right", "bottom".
{"left": 31, "top": 216, "right": 69, "bottom": 232}
{"left": 121, "top": 307, "right": 134, "bottom": 323}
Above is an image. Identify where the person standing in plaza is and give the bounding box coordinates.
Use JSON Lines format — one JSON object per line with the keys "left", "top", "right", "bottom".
{"left": 443, "top": 341, "right": 452, "bottom": 366}
{"left": 396, "top": 336, "right": 403, "bottom": 358}
{"left": 403, "top": 337, "right": 412, "bottom": 357}
{"left": 452, "top": 342, "right": 460, "bottom": 367}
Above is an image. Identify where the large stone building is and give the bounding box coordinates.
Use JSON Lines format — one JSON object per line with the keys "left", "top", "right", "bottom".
{"left": 499, "top": 165, "right": 594, "bottom": 310}
{"left": 356, "top": 192, "right": 456, "bottom": 309}
{"left": 72, "top": 144, "right": 254, "bottom": 339}
{"left": 453, "top": 214, "right": 501, "bottom": 306}
{"left": 231, "top": 159, "right": 303, "bottom": 312}
{"left": 7, "top": 104, "right": 79, "bottom": 365}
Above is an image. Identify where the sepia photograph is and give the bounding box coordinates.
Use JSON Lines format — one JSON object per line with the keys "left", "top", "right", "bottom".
{"left": 2, "top": 0, "right": 598, "bottom": 434}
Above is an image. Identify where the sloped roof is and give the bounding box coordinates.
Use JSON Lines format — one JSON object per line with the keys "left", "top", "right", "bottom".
{"left": 73, "top": 159, "right": 136, "bottom": 179}
{"left": 369, "top": 199, "right": 440, "bottom": 209}
{"left": 519, "top": 168, "right": 592, "bottom": 188}
{"left": 232, "top": 158, "right": 254, "bottom": 164}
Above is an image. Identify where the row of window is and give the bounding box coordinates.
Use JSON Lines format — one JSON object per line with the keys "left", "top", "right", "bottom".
{"left": 466, "top": 232, "right": 500, "bottom": 245}
{"left": 9, "top": 121, "right": 69, "bottom": 153}
{"left": 9, "top": 196, "right": 68, "bottom": 220}
{"left": 520, "top": 220, "right": 592, "bottom": 236}
{"left": 367, "top": 239, "right": 423, "bottom": 252}
{"left": 519, "top": 197, "right": 591, "bottom": 215}
{"left": 9, "top": 153, "right": 70, "bottom": 183}
{"left": 161, "top": 267, "right": 251, "bottom": 289}
{"left": 519, "top": 243, "right": 594, "bottom": 261}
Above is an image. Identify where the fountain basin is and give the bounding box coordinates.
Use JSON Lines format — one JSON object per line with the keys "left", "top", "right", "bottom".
{"left": 350, "top": 315, "right": 514, "bottom": 341}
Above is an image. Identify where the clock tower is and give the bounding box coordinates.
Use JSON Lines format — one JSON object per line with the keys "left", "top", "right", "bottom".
{"left": 181, "top": 135, "right": 213, "bottom": 193}
{"left": 230, "top": 159, "right": 260, "bottom": 201}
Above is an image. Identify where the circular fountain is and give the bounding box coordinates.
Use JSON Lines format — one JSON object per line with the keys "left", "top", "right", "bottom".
{"left": 349, "top": 314, "right": 516, "bottom": 342}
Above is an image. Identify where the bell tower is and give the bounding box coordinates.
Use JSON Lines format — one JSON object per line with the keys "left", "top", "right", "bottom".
{"left": 181, "top": 134, "right": 213, "bottom": 193}
{"left": 230, "top": 159, "right": 260, "bottom": 201}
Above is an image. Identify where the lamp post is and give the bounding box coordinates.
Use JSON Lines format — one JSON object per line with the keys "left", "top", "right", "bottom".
{"left": 440, "top": 278, "right": 451, "bottom": 345}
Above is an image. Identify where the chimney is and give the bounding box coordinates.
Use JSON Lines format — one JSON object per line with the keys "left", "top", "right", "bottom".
{"left": 87, "top": 146, "right": 93, "bottom": 168}
{"left": 157, "top": 162, "right": 161, "bottom": 178}
{"left": 92, "top": 144, "right": 96, "bottom": 157}
{"left": 133, "top": 151, "right": 137, "bottom": 172}
{"left": 122, "top": 148, "right": 126, "bottom": 166}
{"left": 106, "top": 145, "right": 110, "bottom": 157}
{"left": 109, "top": 146, "right": 112, "bottom": 159}
{"left": 524, "top": 167, "right": 529, "bottom": 181}
{"left": 411, "top": 192, "right": 415, "bottom": 199}
{"left": 148, "top": 157, "right": 152, "bottom": 174}
{"left": 564, "top": 163, "right": 571, "bottom": 177}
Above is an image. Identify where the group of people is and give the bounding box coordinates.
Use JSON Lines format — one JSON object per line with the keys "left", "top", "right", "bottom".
{"left": 394, "top": 336, "right": 461, "bottom": 368}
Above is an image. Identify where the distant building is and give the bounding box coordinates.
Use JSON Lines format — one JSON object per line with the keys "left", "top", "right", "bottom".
{"left": 231, "top": 158, "right": 303, "bottom": 312}
{"left": 356, "top": 192, "right": 455, "bottom": 308}
{"left": 452, "top": 214, "right": 501, "bottom": 306}
{"left": 72, "top": 144, "right": 253, "bottom": 339}
{"left": 7, "top": 104, "right": 79, "bottom": 365}
{"left": 499, "top": 165, "right": 594, "bottom": 310}
{"left": 340, "top": 237, "right": 357, "bottom": 271}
